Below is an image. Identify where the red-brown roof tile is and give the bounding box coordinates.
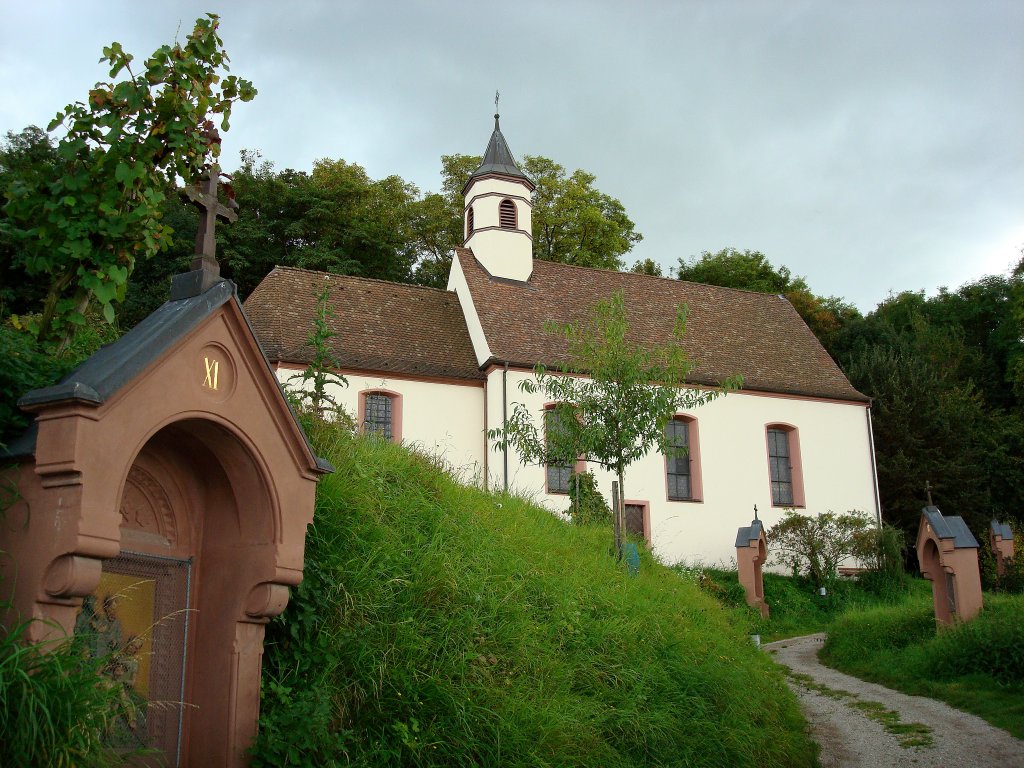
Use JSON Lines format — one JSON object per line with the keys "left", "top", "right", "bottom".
{"left": 456, "top": 249, "right": 868, "bottom": 402}
{"left": 244, "top": 266, "right": 484, "bottom": 381}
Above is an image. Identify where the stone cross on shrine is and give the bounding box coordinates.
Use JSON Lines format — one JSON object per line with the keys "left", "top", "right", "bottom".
{"left": 170, "top": 164, "right": 239, "bottom": 301}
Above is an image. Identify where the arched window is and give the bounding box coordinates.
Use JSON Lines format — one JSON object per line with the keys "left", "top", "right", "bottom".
{"left": 359, "top": 389, "right": 402, "bottom": 442}
{"left": 766, "top": 424, "right": 804, "bottom": 507}
{"left": 467, "top": 206, "right": 475, "bottom": 238}
{"left": 665, "top": 416, "right": 702, "bottom": 501}
{"left": 499, "top": 199, "right": 517, "bottom": 229}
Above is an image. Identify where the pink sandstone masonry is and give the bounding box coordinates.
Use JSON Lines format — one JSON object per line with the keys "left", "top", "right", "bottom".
{"left": 990, "top": 519, "right": 1015, "bottom": 578}
{"left": 735, "top": 517, "right": 770, "bottom": 618}
{"left": 0, "top": 281, "right": 328, "bottom": 767}
{"left": 915, "top": 506, "right": 983, "bottom": 627}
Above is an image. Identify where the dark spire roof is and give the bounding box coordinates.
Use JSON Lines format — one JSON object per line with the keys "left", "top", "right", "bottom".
{"left": 464, "top": 114, "right": 535, "bottom": 193}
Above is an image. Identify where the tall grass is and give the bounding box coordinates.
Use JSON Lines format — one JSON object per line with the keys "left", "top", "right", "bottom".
{"left": 0, "top": 617, "right": 130, "bottom": 767}
{"left": 822, "top": 592, "right": 1024, "bottom": 737}
{"left": 253, "top": 424, "right": 817, "bottom": 767}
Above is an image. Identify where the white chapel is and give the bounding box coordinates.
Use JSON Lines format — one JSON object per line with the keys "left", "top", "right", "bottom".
{"left": 244, "top": 115, "right": 881, "bottom": 566}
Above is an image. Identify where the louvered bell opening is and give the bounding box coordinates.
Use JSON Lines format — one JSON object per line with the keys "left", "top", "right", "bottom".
{"left": 467, "top": 206, "right": 475, "bottom": 236}
{"left": 499, "top": 199, "right": 516, "bottom": 229}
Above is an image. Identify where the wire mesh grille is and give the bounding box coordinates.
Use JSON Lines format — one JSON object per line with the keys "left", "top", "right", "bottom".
{"left": 75, "top": 551, "right": 192, "bottom": 766}
{"left": 625, "top": 504, "right": 646, "bottom": 538}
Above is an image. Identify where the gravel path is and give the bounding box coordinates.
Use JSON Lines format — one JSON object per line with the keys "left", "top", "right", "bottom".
{"left": 763, "top": 633, "right": 1024, "bottom": 768}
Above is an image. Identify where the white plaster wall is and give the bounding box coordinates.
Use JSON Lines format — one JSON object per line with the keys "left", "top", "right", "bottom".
{"left": 487, "top": 369, "right": 879, "bottom": 566}
{"left": 277, "top": 366, "right": 487, "bottom": 484}
{"left": 447, "top": 256, "right": 493, "bottom": 367}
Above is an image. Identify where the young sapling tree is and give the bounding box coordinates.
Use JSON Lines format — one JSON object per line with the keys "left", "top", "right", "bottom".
{"left": 489, "top": 289, "right": 741, "bottom": 556}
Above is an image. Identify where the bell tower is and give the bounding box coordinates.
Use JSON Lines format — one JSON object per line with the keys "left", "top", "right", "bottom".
{"left": 462, "top": 111, "right": 535, "bottom": 281}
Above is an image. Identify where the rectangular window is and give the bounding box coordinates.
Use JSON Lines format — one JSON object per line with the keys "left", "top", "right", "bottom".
{"left": 624, "top": 503, "right": 646, "bottom": 538}
{"left": 364, "top": 393, "right": 392, "bottom": 439}
{"left": 545, "top": 407, "right": 572, "bottom": 494}
{"left": 767, "top": 427, "right": 794, "bottom": 506}
{"left": 665, "top": 419, "right": 692, "bottom": 500}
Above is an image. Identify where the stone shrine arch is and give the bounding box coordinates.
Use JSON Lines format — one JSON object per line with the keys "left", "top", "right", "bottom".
{"left": 735, "top": 516, "right": 770, "bottom": 618}
{"left": 1, "top": 281, "right": 330, "bottom": 766}
{"left": 915, "top": 506, "right": 982, "bottom": 627}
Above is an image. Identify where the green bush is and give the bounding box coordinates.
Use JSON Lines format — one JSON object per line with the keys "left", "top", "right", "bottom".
{"left": 924, "top": 595, "right": 1024, "bottom": 686}
{"left": 0, "top": 324, "right": 66, "bottom": 445}
{"left": 767, "top": 509, "right": 873, "bottom": 590}
{"left": 253, "top": 422, "right": 817, "bottom": 767}
{"left": 825, "top": 601, "right": 935, "bottom": 660}
{"left": 567, "top": 469, "right": 612, "bottom": 526}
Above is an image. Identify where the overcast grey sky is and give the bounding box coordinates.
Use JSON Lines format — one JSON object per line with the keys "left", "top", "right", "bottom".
{"left": 2, "top": 1, "right": 1021, "bottom": 311}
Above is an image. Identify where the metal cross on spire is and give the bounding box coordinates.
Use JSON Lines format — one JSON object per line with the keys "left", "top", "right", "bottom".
{"left": 495, "top": 89, "right": 500, "bottom": 115}
{"left": 925, "top": 480, "right": 934, "bottom": 507}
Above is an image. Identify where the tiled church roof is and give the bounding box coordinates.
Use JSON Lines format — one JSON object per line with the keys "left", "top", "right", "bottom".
{"left": 244, "top": 266, "right": 484, "bottom": 381}
{"left": 455, "top": 249, "right": 869, "bottom": 402}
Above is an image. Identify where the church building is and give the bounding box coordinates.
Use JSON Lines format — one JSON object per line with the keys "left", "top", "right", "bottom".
{"left": 244, "top": 115, "right": 881, "bottom": 565}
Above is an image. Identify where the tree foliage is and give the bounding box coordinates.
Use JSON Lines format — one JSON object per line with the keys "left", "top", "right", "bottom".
{"left": 768, "top": 509, "right": 874, "bottom": 589}
{"left": 1, "top": 15, "right": 255, "bottom": 348}
{"left": 0, "top": 127, "right": 59, "bottom": 319}
{"left": 833, "top": 278, "right": 1024, "bottom": 543}
{"left": 214, "top": 151, "right": 421, "bottom": 298}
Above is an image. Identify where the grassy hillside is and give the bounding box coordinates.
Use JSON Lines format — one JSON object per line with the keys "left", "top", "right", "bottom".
{"left": 252, "top": 423, "right": 817, "bottom": 767}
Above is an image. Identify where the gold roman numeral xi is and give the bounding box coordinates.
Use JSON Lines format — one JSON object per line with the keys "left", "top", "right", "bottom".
{"left": 203, "top": 357, "right": 220, "bottom": 390}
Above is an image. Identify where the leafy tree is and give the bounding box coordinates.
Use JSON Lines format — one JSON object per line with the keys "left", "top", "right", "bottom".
{"left": 630, "top": 258, "right": 663, "bottom": 277}
{"left": 209, "top": 151, "right": 421, "bottom": 300}
{"left": 0, "top": 127, "right": 60, "bottom": 317}
{"left": 837, "top": 290, "right": 1024, "bottom": 544}
{"left": 117, "top": 194, "right": 197, "bottom": 328}
{"left": 768, "top": 509, "right": 873, "bottom": 590}
{"left": 525, "top": 155, "right": 641, "bottom": 270}
{"left": 676, "top": 248, "right": 798, "bottom": 294}
{"left": 0, "top": 14, "right": 255, "bottom": 349}
{"left": 489, "top": 290, "right": 739, "bottom": 556}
